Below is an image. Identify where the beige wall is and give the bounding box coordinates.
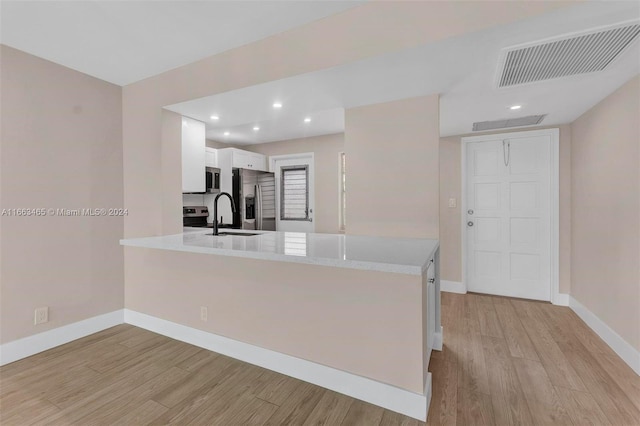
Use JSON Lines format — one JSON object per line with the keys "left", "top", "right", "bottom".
{"left": 125, "top": 248, "right": 425, "bottom": 392}
{"left": 243, "top": 133, "right": 345, "bottom": 234}
{"left": 161, "top": 110, "right": 183, "bottom": 232}
{"left": 345, "top": 95, "right": 440, "bottom": 239}
{"left": 0, "top": 46, "right": 124, "bottom": 343}
{"left": 439, "top": 136, "right": 463, "bottom": 283}
{"left": 438, "top": 125, "right": 572, "bottom": 294}
{"left": 571, "top": 75, "right": 640, "bottom": 351}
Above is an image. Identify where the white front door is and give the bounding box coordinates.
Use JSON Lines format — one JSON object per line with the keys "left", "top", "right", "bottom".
{"left": 272, "top": 154, "right": 315, "bottom": 233}
{"left": 465, "top": 133, "right": 552, "bottom": 301}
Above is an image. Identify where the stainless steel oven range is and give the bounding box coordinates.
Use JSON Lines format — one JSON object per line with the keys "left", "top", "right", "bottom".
{"left": 182, "top": 206, "right": 208, "bottom": 227}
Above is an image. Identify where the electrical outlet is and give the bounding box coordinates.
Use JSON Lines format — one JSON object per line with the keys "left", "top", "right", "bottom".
{"left": 34, "top": 306, "right": 49, "bottom": 325}
{"left": 448, "top": 198, "right": 457, "bottom": 208}
{"left": 200, "top": 306, "right": 208, "bottom": 322}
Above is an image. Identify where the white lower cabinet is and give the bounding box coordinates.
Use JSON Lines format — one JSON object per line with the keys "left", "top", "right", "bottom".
{"left": 424, "top": 251, "right": 439, "bottom": 369}
{"left": 427, "top": 267, "right": 436, "bottom": 350}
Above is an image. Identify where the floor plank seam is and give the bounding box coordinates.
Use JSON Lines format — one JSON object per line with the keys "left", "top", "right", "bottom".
{"left": 43, "top": 397, "right": 65, "bottom": 411}
{"left": 256, "top": 397, "right": 280, "bottom": 408}
{"left": 254, "top": 395, "right": 281, "bottom": 407}
{"left": 85, "top": 365, "right": 102, "bottom": 374}
{"left": 152, "top": 398, "right": 172, "bottom": 409}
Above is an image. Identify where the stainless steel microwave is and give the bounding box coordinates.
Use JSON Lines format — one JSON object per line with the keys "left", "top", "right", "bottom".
{"left": 206, "top": 167, "right": 221, "bottom": 193}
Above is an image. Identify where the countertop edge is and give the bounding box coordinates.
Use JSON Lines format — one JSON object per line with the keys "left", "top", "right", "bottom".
{"left": 120, "top": 237, "right": 437, "bottom": 276}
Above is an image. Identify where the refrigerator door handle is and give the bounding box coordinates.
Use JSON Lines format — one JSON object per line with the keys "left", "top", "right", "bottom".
{"left": 255, "top": 184, "right": 262, "bottom": 230}
{"left": 259, "top": 184, "right": 264, "bottom": 230}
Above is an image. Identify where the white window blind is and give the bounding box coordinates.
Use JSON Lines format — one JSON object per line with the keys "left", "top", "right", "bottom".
{"left": 258, "top": 174, "right": 276, "bottom": 218}
{"left": 281, "top": 166, "right": 309, "bottom": 220}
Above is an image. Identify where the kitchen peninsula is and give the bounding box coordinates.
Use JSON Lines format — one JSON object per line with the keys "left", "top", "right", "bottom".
{"left": 120, "top": 229, "right": 441, "bottom": 420}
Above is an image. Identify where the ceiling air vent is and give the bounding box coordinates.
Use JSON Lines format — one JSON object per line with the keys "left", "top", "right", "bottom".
{"left": 472, "top": 115, "right": 546, "bottom": 132}
{"left": 496, "top": 21, "right": 640, "bottom": 88}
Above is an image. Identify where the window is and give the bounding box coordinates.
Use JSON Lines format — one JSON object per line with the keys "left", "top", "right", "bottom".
{"left": 339, "top": 152, "right": 346, "bottom": 232}
{"left": 280, "top": 165, "right": 309, "bottom": 221}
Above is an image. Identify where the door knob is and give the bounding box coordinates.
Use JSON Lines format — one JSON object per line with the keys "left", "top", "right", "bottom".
{"left": 467, "top": 221, "right": 474, "bottom": 227}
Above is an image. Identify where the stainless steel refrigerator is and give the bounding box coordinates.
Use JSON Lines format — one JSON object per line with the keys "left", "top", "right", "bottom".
{"left": 232, "top": 169, "right": 276, "bottom": 231}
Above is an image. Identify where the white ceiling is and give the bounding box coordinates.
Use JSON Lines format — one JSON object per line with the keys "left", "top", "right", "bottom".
{"left": 2, "top": 1, "right": 639, "bottom": 141}
{"left": 166, "top": 1, "right": 640, "bottom": 142}
{"left": 164, "top": 31, "right": 479, "bottom": 143}
{"left": 440, "top": 3, "right": 640, "bottom": 137}
{"left": 0, "top": 1, "right": 363, "bottom": 86}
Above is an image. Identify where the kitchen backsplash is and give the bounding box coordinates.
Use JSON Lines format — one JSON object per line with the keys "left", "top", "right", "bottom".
{"left": 182, "top": 194, "right": 204, "bottom": 206}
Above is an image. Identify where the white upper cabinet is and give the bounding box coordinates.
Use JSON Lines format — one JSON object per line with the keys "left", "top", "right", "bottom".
{"left": 222, "top": 148, "right": 267, "bottom": 171}
{"left": 205, "top": 147, "right": 218, "bottom": 167}
{"left": 248, "top": 152, "right": 267, "bottom": 171}
{"left": 181, "top": 117, "right": 206, "bottom": 193}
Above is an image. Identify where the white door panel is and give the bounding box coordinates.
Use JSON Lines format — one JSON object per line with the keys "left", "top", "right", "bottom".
{"left": 475, "top": 183, "right": 501, "bottom": 210}
{"left": 466, "top": 135, "right": 551, "bottom": 301}
{"left": 474, "top": 148, "right": 501, "bottom": 176}
{"left": 510, "top": 182, "right": 539, "bottom": 210}
{"left": 475, "top": 251, "right": 502, "bottom": 278}
{"left": 509, "top": 141, "right": 540, "bottom": 175}
{"left": 475, "top": 217, "right": 501, "bottom": 244}
{"left": 510, "top": 218, "right": 539, "bottom": 247}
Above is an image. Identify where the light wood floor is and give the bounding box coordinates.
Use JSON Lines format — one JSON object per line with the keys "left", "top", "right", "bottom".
{"left": 1, "top": 293, "right": 639, "bottom": 425}
{"left": 428, "top": 293, "right": 640, "bottom": 426}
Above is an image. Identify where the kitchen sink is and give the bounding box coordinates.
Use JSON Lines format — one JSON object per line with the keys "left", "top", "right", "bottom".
{"left": 208, "top": 232, "right": 261, "bottom": 237}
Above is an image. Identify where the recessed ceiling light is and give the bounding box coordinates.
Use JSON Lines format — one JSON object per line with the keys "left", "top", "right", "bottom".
{"left": 304, "top": 117, "right": 311, "bottom": 123}
{"left": 210, "top": 115, "right": 219, "bottom": 120}
{"left": 253, "top": 126, "right": 260, "bottom": 131}
{"left": 224, "top": 131, "right": 230, "bottom": 136}
{"left": 272, "top": 102, "right": 282, "bottom": 109}
{"left": 510, "top": 105, "right": 522, "bottom": 110}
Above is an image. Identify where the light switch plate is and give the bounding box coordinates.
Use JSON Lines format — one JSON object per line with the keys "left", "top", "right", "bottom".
{"left": 448, "top": 198, "right": 457, "bottom": 208}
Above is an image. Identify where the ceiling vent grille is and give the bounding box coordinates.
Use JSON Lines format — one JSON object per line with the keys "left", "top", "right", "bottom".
{"left": 472, "top": 115, "right": 546, "bottom": 132}
{"left": 497, "top": 21, "right": 640, "bottom": 88}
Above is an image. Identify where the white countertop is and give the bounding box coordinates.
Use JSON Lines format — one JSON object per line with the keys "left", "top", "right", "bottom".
{"left": 120, "top": 229, "right": 438, "bottom": 275}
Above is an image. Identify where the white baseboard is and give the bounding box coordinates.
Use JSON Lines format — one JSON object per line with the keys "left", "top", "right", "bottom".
{"left": 433, "top": 326, "right": 443, "bottom": 351}
{"left": 0, "top": 310, "right": 124, "bottom": 366}
{"left": 552, "top": 292, "right": 570, "bottom": 306}
{"left": 124, "top": 309, "right": 430, "bottom": 421}
{"left": 569, "top": 297, "right": 640, "bottom": 376}
{"left": 441, "top": 280, "right": 466, "bottom": 294}
{"left": 423, "top": 372, "right": 432, "bottom": 415}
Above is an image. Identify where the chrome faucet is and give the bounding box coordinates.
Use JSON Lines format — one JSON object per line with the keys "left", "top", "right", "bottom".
{"left": 213, "top": 192, "right": 236, "bottom": 236}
